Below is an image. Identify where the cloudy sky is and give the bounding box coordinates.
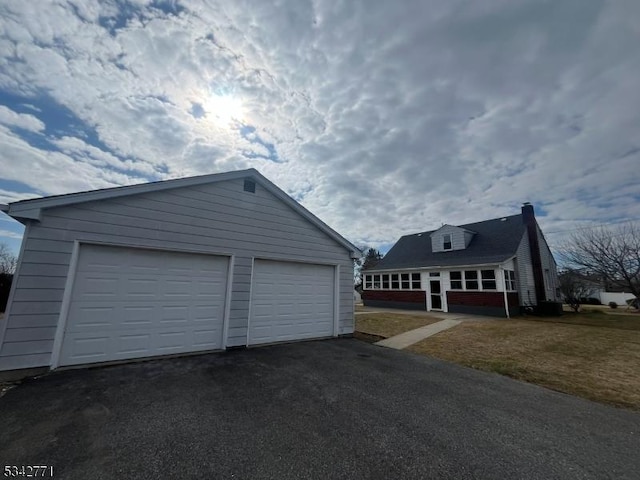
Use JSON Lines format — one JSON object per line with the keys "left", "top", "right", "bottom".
{"left": 1, "top": 0, "right": 639, "bottom": 256}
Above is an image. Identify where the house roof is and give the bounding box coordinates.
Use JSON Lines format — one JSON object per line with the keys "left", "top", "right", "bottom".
{"left": 2, "top": 168, "right": 361, "bottom": 257}
{"left": 368, "top": 214, "right": 526, "bottom": 271}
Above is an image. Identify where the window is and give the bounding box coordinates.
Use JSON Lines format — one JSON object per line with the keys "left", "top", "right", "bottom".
{"left": 429, "top": 272, "right": 440, "bottom": 277}
{"left": 504, "top": 270, "right": 516, "bottom": 291}
{"left": 464, "top": 270, "right": 478, "bottom": 290}
{"left": 367, "top": 272, "right": 423, "bottom": 290}
{"left": 443, "top": 233, "right": 452, "bottom": 250}
{"left": 450, "top": 271, "right": 463, "bottom": 289}
{"left": 481, "top": 270, "right": 496, "bottom": 290}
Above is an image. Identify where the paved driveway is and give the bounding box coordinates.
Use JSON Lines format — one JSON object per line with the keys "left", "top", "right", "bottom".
{"left": 1, "top": 339, "right": 639, "bottom": 480}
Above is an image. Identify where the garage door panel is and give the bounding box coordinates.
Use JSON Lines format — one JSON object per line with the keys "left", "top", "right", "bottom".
{"left": 59, "top": 245, "right": 228, "bottom": 366}
{"left": 248, "top": 260, "right": 335, "bottom": 345}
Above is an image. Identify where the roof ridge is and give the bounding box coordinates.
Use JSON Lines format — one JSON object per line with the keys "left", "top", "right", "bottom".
{"left": 400, "top": 213, "right": 523, "bottom": 238}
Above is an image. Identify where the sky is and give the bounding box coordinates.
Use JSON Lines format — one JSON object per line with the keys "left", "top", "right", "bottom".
{"left": 0, "top": 0, "right": 639, "bottom": 257}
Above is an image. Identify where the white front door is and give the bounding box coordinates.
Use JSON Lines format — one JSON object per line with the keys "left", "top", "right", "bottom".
{"left": 59, "top": 244, "right": 229, "bottom": 366}
{"left": 429, "top": 279, "right": 443, "bottom": 311}
{"left": 248, "top": 259, "right": 335, "bottom": 345}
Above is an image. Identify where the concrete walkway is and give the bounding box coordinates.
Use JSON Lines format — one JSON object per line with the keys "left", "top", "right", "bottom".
{"left": 375, "top": 319, "right": 463, "bottom": 349}
{"left": 355, "top": 307, "right": 503, "bottom": 349}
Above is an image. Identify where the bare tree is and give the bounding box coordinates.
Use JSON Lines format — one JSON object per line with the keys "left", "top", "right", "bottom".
{"left": 559, "top": 223, "right": 640, "bottom": 299}
{"left": 0, "top": 243, "right": 17, "bottom": 275}
{"left": 558, "top": 269, "right": 598, "bottom": 312}
{"left": 353, "top": 246, "right": 383, "bottom": 288}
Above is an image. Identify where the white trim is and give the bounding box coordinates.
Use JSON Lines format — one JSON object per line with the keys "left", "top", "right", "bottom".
{"left": 427, "top": 277, "right": 444, "bottom": 312}
{"left": 366, "top": 261, "right": 512, "bottom": 273}
{"left": 50, "top": 240, "right": 80, "bottom": 369}
{"left": 444, "top": 267, "right": 502, "bottom": 292}
{"left": 333, "top": 264, "right": 340, "bottom": 336}
{"left": 50, "top": 241, "right": 233, "bottom": 369}
{"left": 249, "top": 253, "right": 340, "bottom": 267}
{"left": 499, "top": 266, "right": 511, "bottom": 319}
{"left": 6, "top": 168, "right": 361, "bottom": 256}
{"left": 363, "top": 272, "right": 423, "bottom": 291}
{"left": 67, "top": 239, "right": 234, "bottom": 258}
{"left": 0, "top": 221, "right": 30, "bottom": 350}
{"left": 222, "top": 255, "right": 235, "bottom": 349}
{"left": 246, "top": 257, "right": 255, "bottom": 347}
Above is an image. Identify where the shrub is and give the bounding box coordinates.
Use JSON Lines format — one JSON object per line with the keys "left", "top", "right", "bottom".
{"left": 609, "top": 301, "right": 618, "bottom": 309}
{"left": 579, "top": 297, "right": 601, "bottom": 305}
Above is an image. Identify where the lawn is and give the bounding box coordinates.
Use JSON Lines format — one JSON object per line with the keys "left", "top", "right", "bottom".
{"left": 542, "top": 310, "right": 640, "bottom": 331}
{"left": 355, "top": 313, "right": 441, "bottom": 341}
{"left": 408, "top": 316, "right": 640, "bottom": 409}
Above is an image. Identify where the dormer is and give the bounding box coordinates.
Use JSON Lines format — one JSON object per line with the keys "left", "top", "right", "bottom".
{"left": 430, "top": 224, "right": 476, "bottom": 253}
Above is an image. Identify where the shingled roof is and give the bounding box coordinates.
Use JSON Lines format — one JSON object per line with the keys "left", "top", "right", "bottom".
{"left": 369, "top": 214, "right": 526, "bottom": 271}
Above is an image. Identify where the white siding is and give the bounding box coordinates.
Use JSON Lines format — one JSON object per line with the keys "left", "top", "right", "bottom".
{"left": 1, "top": 178, "right": 354, "bottom": 370}
{"left": 515, "top": 233, "right": 537, "bottom": 306}
{"left": 537, "top": 226, "right": 560, "bottom": 301}
{"left": 430, "top": 225, "right": 468, "bottom": 253}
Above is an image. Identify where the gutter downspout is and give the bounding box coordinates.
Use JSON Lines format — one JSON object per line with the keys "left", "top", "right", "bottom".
{"left": 500, "top": 265, "right": 510, "bottom": 319}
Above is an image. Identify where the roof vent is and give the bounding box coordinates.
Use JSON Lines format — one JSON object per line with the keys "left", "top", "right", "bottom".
{"left": 501, "top": 217, "right": 507, "bottom": 221}
{"left": 417, "top": 233, "right": 423, "bottom": 236}
{"left": 243, "top": 179, "right": 256, "bottom": 193}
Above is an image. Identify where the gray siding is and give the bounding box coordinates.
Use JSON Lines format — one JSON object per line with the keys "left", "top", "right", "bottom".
{"left": 431, "top": 225, "right": 468, "bottom": 253}
{"left": 537, "top": 225, "right": 560, "bottom": 301}
{"left": 515, "top": 233, "right": 537, "bottom": 306}
{"left": 0, "top": 178, "right": 354, "bottom": 370}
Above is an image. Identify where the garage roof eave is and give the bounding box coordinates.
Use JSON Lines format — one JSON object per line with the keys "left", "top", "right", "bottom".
{"left": 5, "top": 168, "right": 360, "bottom": 255}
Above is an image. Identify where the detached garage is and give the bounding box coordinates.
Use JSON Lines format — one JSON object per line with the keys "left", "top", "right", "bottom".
{"left": 0, "top": 169, "right": 359, "bottom": 373}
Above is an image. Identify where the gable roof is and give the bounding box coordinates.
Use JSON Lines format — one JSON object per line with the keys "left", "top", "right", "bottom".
{"left": 369, "top": 214, "right": 526, "bottom": 271}
{"left": 2, "top": 168, "right": 361, "bottom": 257}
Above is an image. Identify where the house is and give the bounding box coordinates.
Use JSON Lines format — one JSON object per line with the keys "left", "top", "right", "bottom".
{"left": 362, "top": 204, "right": 560, "bottom": 317}
{"left": 559, "top": 270, "right": 638, "bottom": 306}
{"left": 354, "top": 289, "right": 362, "bottom": 304}
{"left": 0, "top": 169, "right": 360, "bottom": 373}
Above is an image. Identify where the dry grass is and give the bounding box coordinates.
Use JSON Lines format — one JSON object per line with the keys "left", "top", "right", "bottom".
{"left": 408, "top": 319, "right": 640, "bottom": 409}
{"left": 355, "top": 313, "right": 441, "bottom": 339}
{"left": 536, "top": 311, "right": 640, "bottom": 331}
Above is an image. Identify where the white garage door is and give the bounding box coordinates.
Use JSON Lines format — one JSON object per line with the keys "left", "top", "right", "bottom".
{"left": 248, "top": 260, "right": 335, "bottom": 345}
{"left": 58, "top": 244, "right": 229, "bottom": 366}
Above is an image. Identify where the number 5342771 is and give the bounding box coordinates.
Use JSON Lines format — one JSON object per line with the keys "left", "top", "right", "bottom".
{"left": 3, "top": 466, "right": 54, "bottom": 477}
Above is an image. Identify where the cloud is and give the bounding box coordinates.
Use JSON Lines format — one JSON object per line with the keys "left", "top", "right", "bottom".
{"left": 0, "top": 105, "right": 45, "bottom": 132}
{"left": 0, "top": 228, "right": 22, "bottom": 240}
{"left": 0, "top": 0, "right": 638, "bottom": 254}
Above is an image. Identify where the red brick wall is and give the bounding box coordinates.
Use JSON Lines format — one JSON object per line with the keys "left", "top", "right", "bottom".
{"left": 362, "top": 290, "right": 426, "bottom": 304}
{"left": 446, "top": 291, "right": 519, "bottom": 308}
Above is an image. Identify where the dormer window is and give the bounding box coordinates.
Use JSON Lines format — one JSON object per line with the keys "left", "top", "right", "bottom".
{"left": 443, "top": 234, "right": 452, "bottom": 250}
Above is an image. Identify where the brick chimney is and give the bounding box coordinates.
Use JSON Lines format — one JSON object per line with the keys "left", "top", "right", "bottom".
{"left": 522, "top": 203, "right": 546, "bottom": 303}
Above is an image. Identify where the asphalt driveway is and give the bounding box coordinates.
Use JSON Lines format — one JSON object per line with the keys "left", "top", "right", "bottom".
{"left": 1, "top": 339, "right": 639, "bottom": 480}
